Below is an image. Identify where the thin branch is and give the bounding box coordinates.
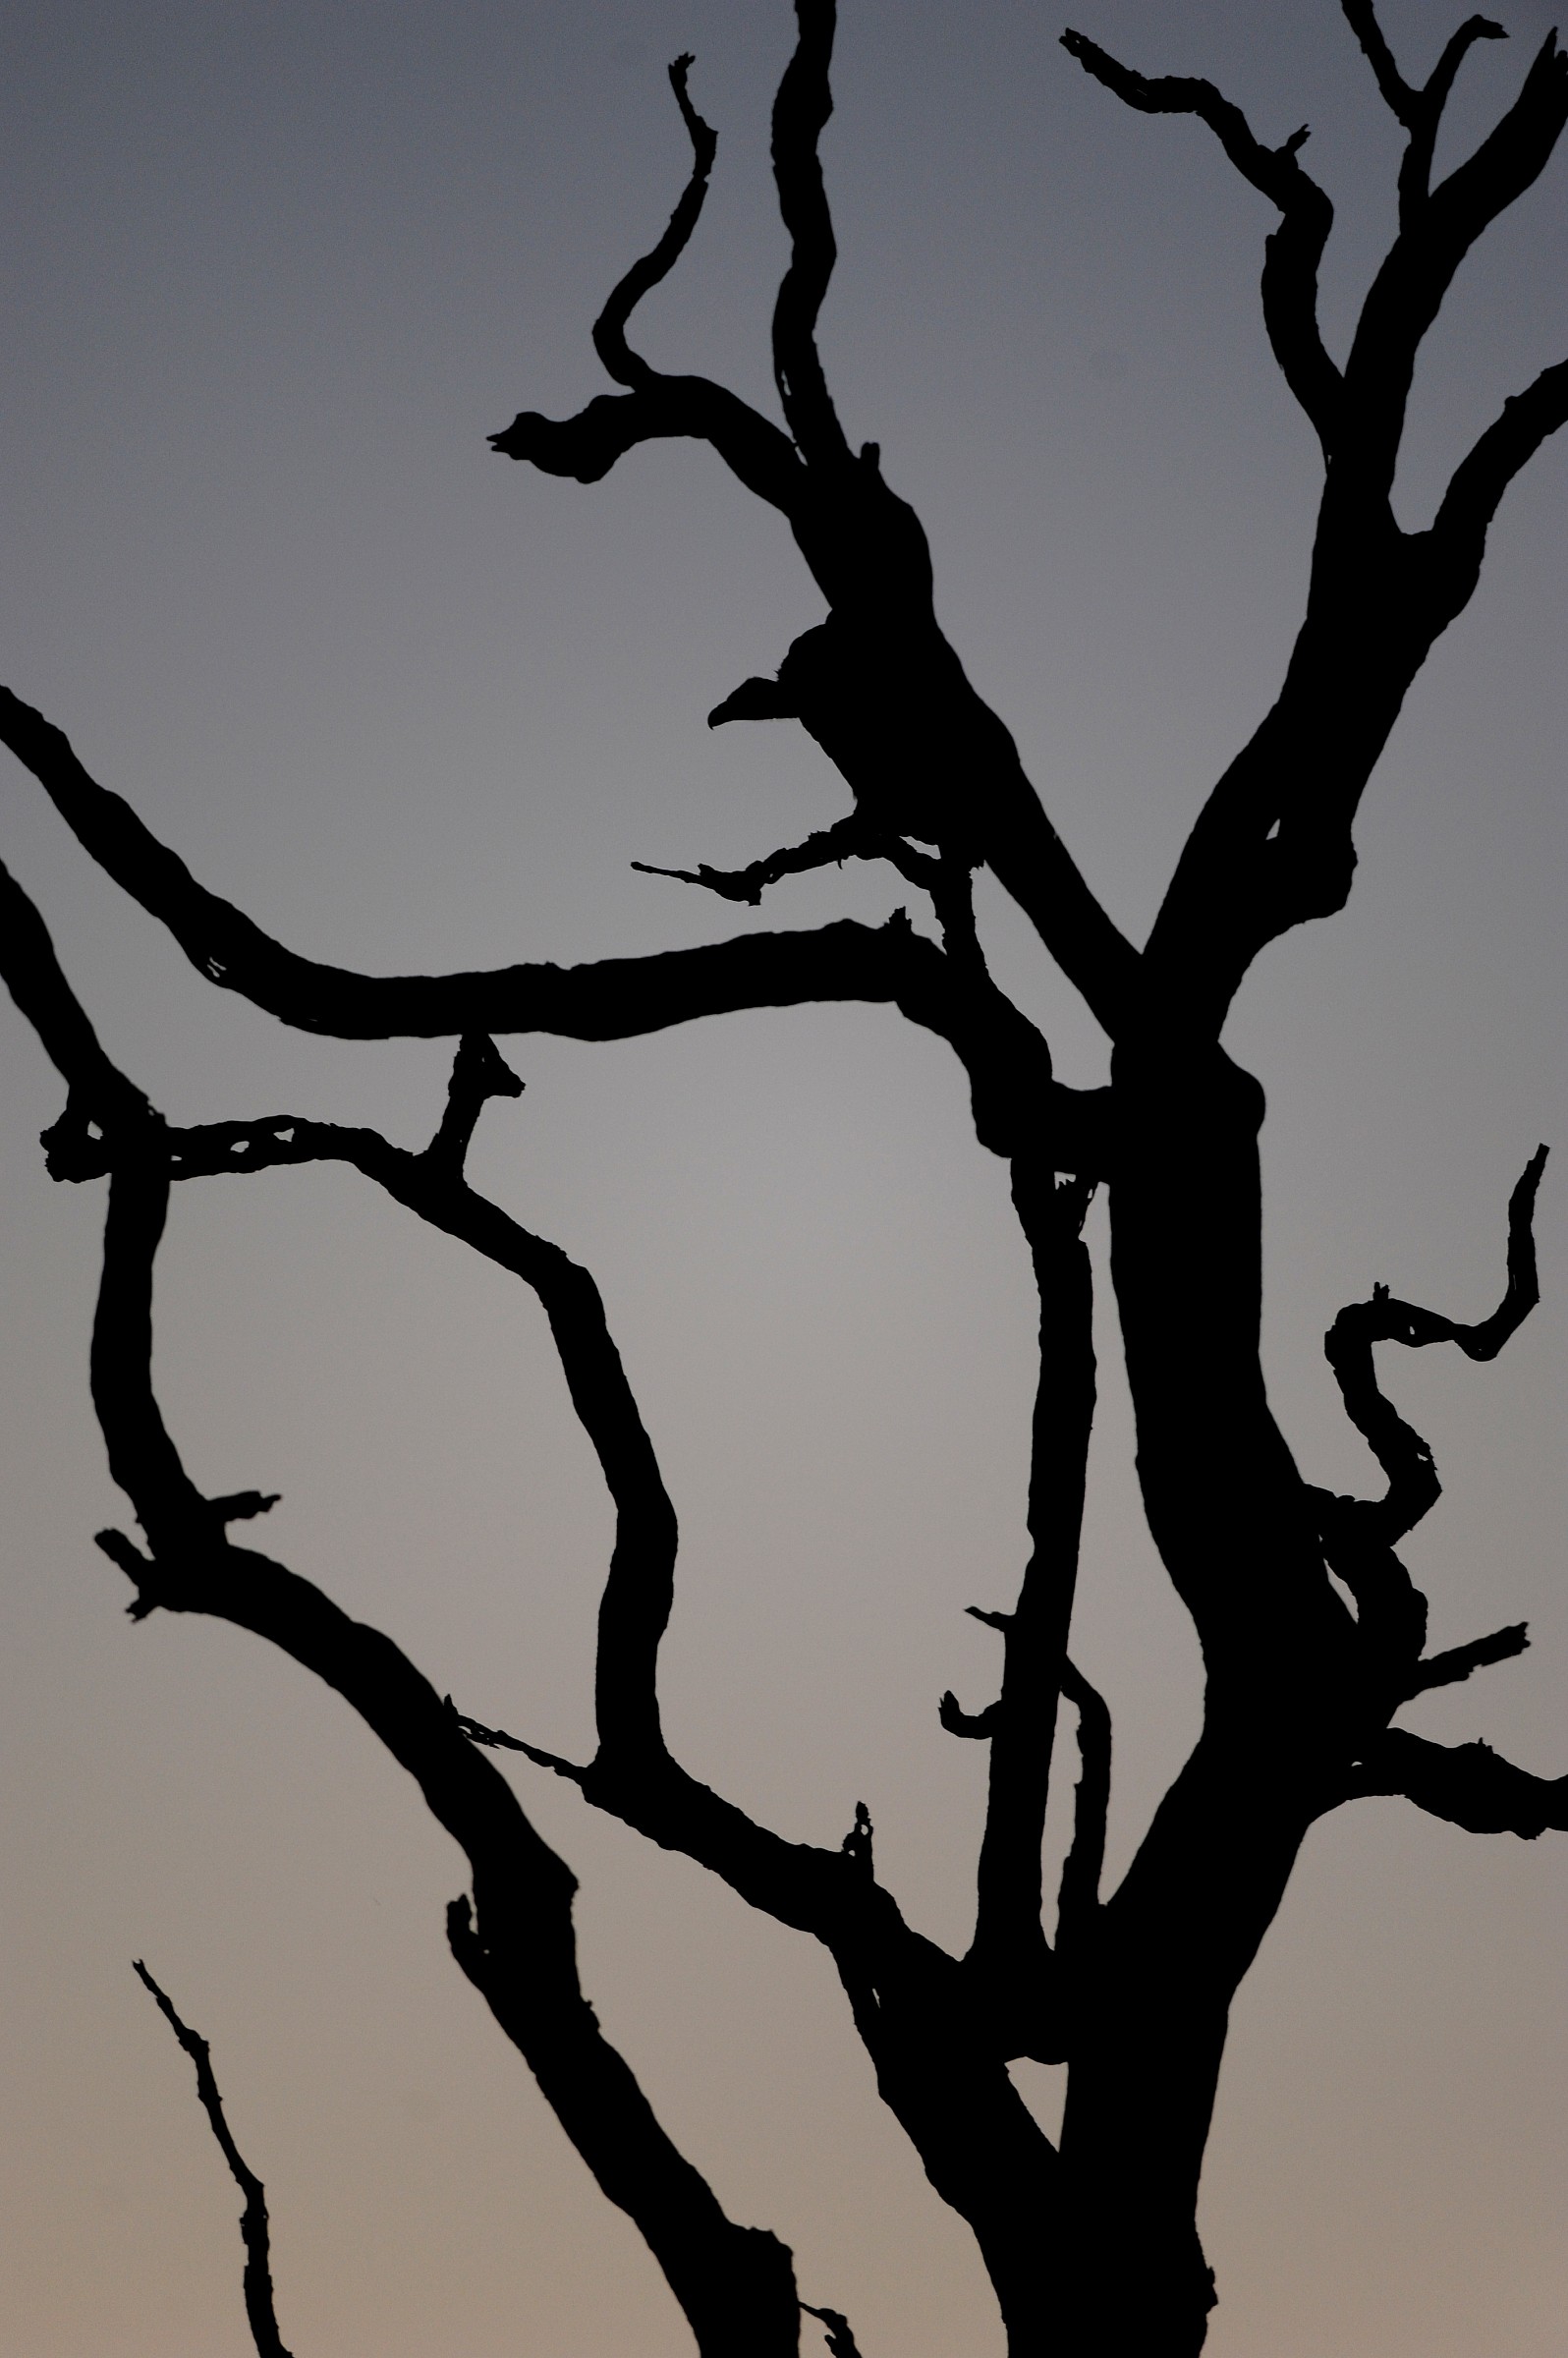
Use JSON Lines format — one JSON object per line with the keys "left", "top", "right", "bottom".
{"left": 1341, "top": 0, "right": 1508, "bottom": 200}
{"left": 1345, "top": 1728, "right": 1568, "bottom": 1838}
{"left": 966, "top": 1169, "right": 1096, "bottom": 2058}
{"left": 632, "top": 815, "right": 875, "bottom": 906}
{"left": 771, "top": 0, "right": 850, "bottom": 465}
{"left": 1406, "top": 1620, "right": 1529, "bottom": 1697}
{"left": 1340, "top": 0, "right": 1420, "bottom": 125}
{"left": 1054, "top": 1659, "right": 1111, "bottom": 1957}
{"left": 134, "top": 1962, "right": 293, "bottom": 2358}
{"left": 592, "top": 56, "right": 718, "bottom": 391}
{"left": 1061, "top": 30, "right": 1341, "bottom": 448}
{"left": 1320, "top": 1147, "right": 1546, "bottom": 1543}
{"left": 454, "top": 1704, "right": 588, "bottom": 1779}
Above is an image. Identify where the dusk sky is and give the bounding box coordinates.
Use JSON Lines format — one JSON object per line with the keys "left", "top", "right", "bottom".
{"left": 1, "top": 2, "right": 1564, "bottom": 2351}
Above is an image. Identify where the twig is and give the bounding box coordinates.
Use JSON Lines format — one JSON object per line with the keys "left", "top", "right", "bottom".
{"left": 133, "top": 1962, "right": 294, "bottom": 2358}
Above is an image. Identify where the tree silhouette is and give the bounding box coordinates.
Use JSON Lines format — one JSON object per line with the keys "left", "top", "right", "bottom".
{"left": 1, "top": 3, "right": 1565, "bottom": 2351}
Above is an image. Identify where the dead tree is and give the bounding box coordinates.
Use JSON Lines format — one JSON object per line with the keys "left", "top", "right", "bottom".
{"left": 1, "top": 4, "right": 1565, "bottom": 2351}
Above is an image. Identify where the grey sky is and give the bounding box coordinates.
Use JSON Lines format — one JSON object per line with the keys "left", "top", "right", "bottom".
{"left": 0, "top": 3, "right": 1564, "bottom": 2351}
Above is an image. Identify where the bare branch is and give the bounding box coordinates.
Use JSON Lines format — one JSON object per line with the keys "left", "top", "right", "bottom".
{"left": 1343, "top": 34, "right": 1568, "bottom": 488}
{"left": 454, "top": 1705, "right": 588, "bottom": 1780}
{"left": 1433, "top": 356, "right": 1568, "bottom": 578}
{"left": 939, "top": 1690, "right": 1000, "bottom": 1739}
{"left": 490, "top": 375, "right": 806, "bottom": 513}
{"left": 1054, "top": 1659, "right": 1111, "bottom": 1956}
{"left": 1406, "top": 1620, "right": 1529, "bottom": 1697}
{"left": 802, "top": 2300, "right": 865, "bottom": 2358}
{"left": 0, "top": 691, "right": 951, "bottom": 1036}
{"left": 423, "top": 1032, "right": 524, "bottom": 1173}
{"left": 134, "top": 1963, "right": 293, "bottom": 2358}
{"left": 1346, "top": 1728, "right": 1568, "bottom": 1838}
{"left": 1340, "top": 0, "right": 1420, "bottom": 125}
{"left": 632, "top": 814, "right": 874, "bottom": 906}
{"left": 771, "top": 0, "right": 850, "bottom": 465}
{"left": 0, "top": 696, "right": 1117, "bottom": 1184}
{"left": 1320, "top": 1147, "right": 1546, "bottom": 1542}
{"left": 93, "top": 1161, "right": 803, "bottom": 2353}
{"left": 0, "top": 861, "right": 941, "bottom": 1988}
{"left": 0, "top": 856, "right": 153, "bottom": 1155}
{"left": 0, "top": 842, "right": 803, "bottom": 2347}
{"left": 592, "top": 55, "right": 718, "bottom": 390}
{"left": 1341, "top": 0, "right": 1506, "bottom": 186}
{"left": 1061, "top": 30, "right": 1341, "bottom": 447}
{"left": 967, "top": 1169, "right": 1096, "bottom": 2057}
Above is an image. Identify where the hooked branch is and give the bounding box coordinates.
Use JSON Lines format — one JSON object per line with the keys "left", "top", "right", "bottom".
{"left": 1061, "top": 29, "right": 1341, "bottom": 449}
{"left": 592, "top": 55, "right": 718, "bottom": 390}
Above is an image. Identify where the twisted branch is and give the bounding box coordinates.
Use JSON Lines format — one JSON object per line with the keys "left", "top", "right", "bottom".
{"left": 771, "top": 0, "right": 850, "bottom": 465}
{"left": 1310, "top": 1148, "right": 1546, "bottom": 1697}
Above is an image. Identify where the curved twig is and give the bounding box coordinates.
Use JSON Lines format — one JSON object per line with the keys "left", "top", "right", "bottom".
{"left": 1322, "top": 1147, "right": 1546, "bottom": 1541}
{"left": 592, "top": 56, "right": 718, "bottom": 390}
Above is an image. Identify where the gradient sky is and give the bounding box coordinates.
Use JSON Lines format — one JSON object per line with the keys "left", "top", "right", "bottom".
{"left": 0, "top": 3, "right": 1564, "bottom": 2352}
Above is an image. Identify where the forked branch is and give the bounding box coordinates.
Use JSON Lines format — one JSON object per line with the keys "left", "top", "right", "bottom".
{"left": 1341, "top": 4, "right": 1506, "bottom": 214}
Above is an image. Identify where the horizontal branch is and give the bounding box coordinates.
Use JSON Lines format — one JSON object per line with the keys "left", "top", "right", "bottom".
{"left": 1347, "top": 1728, "right": 1568, "bottom": 1838}
{"left": 491, "top": 374, "right": 805, "bottom": 516}
{"left": 1, "top": 708, "right": 1115, "bottom": 1187}
{"left": 632, "top": 814, "right": 872, "bottom": 906}
{"left": 134, "top": 1961, "right": 294, "bottom": 2358}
